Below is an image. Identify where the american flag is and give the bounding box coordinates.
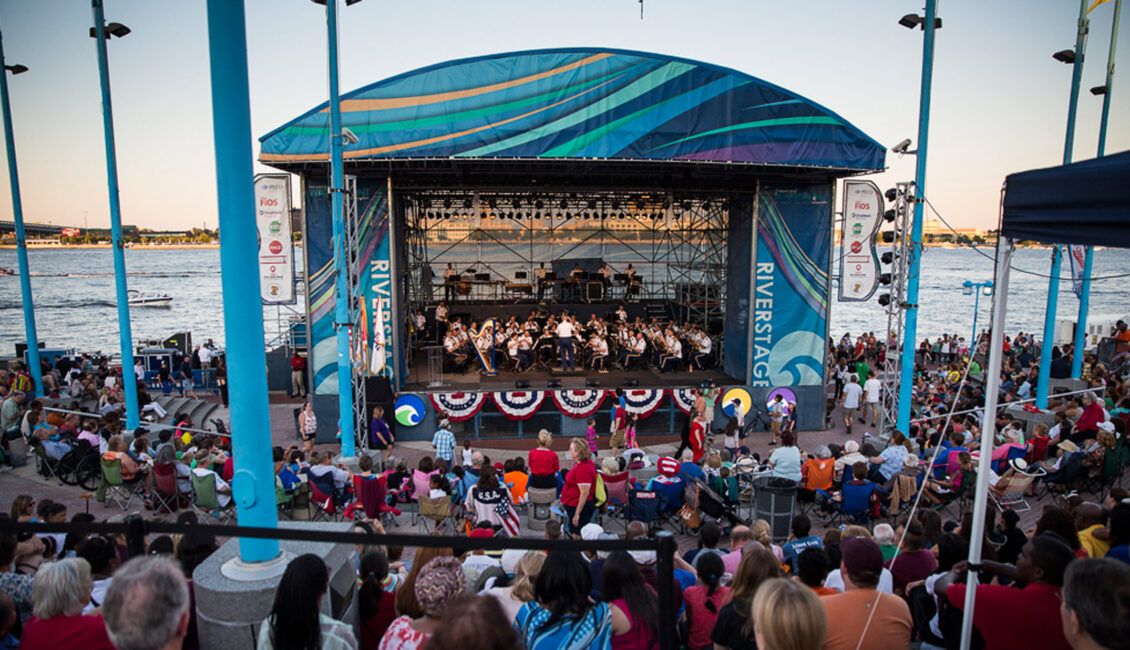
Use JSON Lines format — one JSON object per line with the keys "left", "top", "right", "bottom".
{"left": 493, "top": 495, "right": 521, "bottom": 537}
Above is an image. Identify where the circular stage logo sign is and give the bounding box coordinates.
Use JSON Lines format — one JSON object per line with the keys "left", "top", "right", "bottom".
{"left": 394, "top": 394, "right": 426, "bottom": 427}
{"left": 721, "top": 388, "right": 752, "bottom": 418}
{"left": 766, "top": 387, "right": 797, "bottom": 408}
{"left": 269, "top": 240, "right": 283, "bottom": 254}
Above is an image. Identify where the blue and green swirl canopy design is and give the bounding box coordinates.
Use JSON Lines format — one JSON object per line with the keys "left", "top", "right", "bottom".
{"left": 259, "top": 48, "right": 884, "bottom": 172}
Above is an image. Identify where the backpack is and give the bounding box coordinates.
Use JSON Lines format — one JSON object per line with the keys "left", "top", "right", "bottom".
{"left": 594, "top": 473, "right": 607, "bottom": 507}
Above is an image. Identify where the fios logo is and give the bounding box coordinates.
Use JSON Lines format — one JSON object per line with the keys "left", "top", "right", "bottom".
{"left": 854, "top": 200, "right": 871, "bottom": 210}
{"left": 260, "top": 198, "right": 279, "bottom": 207}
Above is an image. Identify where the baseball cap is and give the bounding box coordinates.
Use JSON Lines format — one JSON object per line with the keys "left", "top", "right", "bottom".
{"left": 841, "top": 537, "right": 884, "bottom": 578}
{"left": 845, "top": 440, "right": 860, "bottom": 453}
{"left": 580, "top": 523, "right": 605, "bottom": 541}
{"left": 1058, "top": 440, "right": 1080, "bottom": 453}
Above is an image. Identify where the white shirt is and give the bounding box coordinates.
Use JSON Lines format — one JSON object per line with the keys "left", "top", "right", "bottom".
{"left": 842, "top": 382, "right": 863, "bottom": 409}
{"left": 199, "top": 347, "right": 214, "bottom": 365}
{"left": 823, "top": 568, "right": 894, "bottom": 594}
{"left": 309, "top": 464, "right": 349, "bottom": 491}
{"left": 864, "top": 377, "right": 882, "bottom": 403}
{"left": 556, "top": 321, "right": 575, "bottom": 338}
{"left": 191, "top": 467, "right": 232, "bottom": 506}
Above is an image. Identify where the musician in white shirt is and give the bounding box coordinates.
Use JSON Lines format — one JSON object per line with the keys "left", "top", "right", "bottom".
{"left": 443, "top": 263, "right": 460, "bottom": 302}
{"left": 517, "top": 331, "right": 534, "bottom": 370}
{"left": 556, "top": 317, "right": 577, "bottom": 371}
{"left": 589, "top": 335, "right": 609, "bottom": 373}
{"left": 659, "top": 328, "right": 683, "bottom": 372}
{"left": 692, "top": 333, "right": 713, "bottom": 370}
{"left": 535, "top": 262, "right": 549, "bottom": 299}
{"left": 615, "top": 305, "right": 628, "bottom": 322}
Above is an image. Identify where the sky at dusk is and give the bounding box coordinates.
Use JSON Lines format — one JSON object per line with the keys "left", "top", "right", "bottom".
{"left": 0, "top": 0, "right": 1126, "bottom": 231}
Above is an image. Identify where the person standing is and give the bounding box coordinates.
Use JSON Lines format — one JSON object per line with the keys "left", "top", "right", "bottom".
{"left": 298, "top": 402, "right": 317, "bottom": 455}
{"left": 863, "top": 373, "right": 882, "bottom": 428}
{"left": 216, "top": 357, "right": 228, "bottom": 408}
{"left": 179, "top": 356, "right": 197, "bottom": 399}
{"left": 689, "top": 411, "right": 707, "bottom": 463}
{"left": 561, "top": 439, "right": 597, "bottom": 535}
{"left": 431, "top": 419, "right": 455, "bottom": 465}
{"left": 290, "top": 352, "right": 307, "bottom": 399}
{"left": 768, "top": 394, "right": 786, "bottom": 446}
{"left": 556, "top": 316, "right": 576, "bottom": 372}
{"left": 841, "top": 374, "right": 863, "bottom": 436}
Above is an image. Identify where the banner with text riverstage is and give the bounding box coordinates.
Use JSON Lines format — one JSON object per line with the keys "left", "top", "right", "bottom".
{"left": 752, "top": 185, "right": 831, "bottom": 420}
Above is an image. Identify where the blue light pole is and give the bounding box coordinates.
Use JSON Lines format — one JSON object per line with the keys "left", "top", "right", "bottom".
{"left": 0, "top": 32, "right": 43, "bottom": 397}
{"left": 1072, "top": 0, "right": 1121, "bottom": 378}
{"left": 90, "top": 1, "right": 139, "bottom": 430}
{"left": 1038, "top": 0, "right": 1090, "bottom": 408}
{"left": 204, "top": 0, "right": 280, "bottom": 564}
{"left": 896, "top": 0, "right": 938, "bottom": 435}
{"left": 962, "top": 280, "right": 993, "bottom": 346}
{"left": 315, "top": 0, "right": 358, "bottom": 459}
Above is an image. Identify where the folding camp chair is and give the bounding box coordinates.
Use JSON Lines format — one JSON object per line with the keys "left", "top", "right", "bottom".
{"left": 99, "top": 457, "right": 146, "bottom": 511}
{"left": 191, "top": 471, "right": 235, "bottom": 523}
{"left": 1039, "top": 452, "right": 1085, "bottom": 498}
{"left": 352, "top": 474, "right": 400, "bottom": 527}
{"left": 598, "top": 471, "right": 631, "bottom": 529}
{"left": 418, "top": 495, "right": 454, "bottom": 534}
{"left": 30, "top": 438, "right": 68, "bottom": 485}
{"left": 1081, "top": 447, "right": 1121, "bottom": 498}
{"left": 626, "top": 489, "right": 663, "bottom": 533}
{"left": 151, "top": 462, "right": 187, "bottom": 514}
{"left": 276, "top": 476, "right": 295, "bottom": 519}
{"left": 989, "top": 469, "right": 1043, "bottom": 513}
{"left": 308, "top": 472, "right": 347, "bottom": 522}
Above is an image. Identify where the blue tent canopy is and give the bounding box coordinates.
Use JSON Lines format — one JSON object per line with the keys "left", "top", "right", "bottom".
{"left": 1001, "top": 150, "right": 1130, "bottom": 248}
{"left": 259, "top": 48, "right": 885, "bottom": 173}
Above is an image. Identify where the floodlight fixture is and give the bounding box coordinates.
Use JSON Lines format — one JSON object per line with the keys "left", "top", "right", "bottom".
{"left": 1053, "top": 49, "right": 1076, "bottom": 64}
{"left": 883, "top": 209, "right": 897, "bottom": 222}
{"left": 891, "top": 138, "right": 915, "bottom": 155}
{"left": 4, "top": 64, "right": 28, "bottom": 75}
{"left": 898, "top": 13, "right": 942, "bottom": 29}
{"left": 341, "top": 127, "right": 359, "bottom": 145}
{"left": 585, "top": 379, "right": 601, "bottom": 388}
{"left": 89, "top": 22, "right": 131, "bottom": 38}
{"left": 885, "top": 188, "right": 899, "bottom": 202}
{"left": 878, "top": 294, "right": 892, "bottom": 307}
{"left": 1090, "top": 85, "right": 1107, "bottom": 96}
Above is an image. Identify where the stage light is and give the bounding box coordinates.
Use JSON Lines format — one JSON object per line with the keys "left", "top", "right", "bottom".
{"left": 586, "top": 199, "right": 596, "bottom": 209}
{"left": 463, "top": 198, "right": 472, "bottom": 209}
{"left": 513, "top": 198, "right": 523, "bottom": 208}
{"left": 636, "top": 200, "right": 646, "bottom": 211}
{"left": 1090, "top": 85, "right": 1108, "bottom": 96}
{"left": 881, "top": 251, "right": 896, "bottom": 264}
{"left": 480, "top": 211, "right": 487, "bottom": 219}
{"left": 547, "top": 380, "right": 562, "bottom": 388}
{"left": 878, "top": 294, "right": 892, "bottom": 307}
{"left": 1053, "top": 49, "right": 1076, "bottom": 64}
{"left": 623, "top": 379, "right": 640, "bottom": 387}
{"left": 535, "top": 200, "right": 544, "bottom": 209}
{"left": 699, "top": 380, "right": 714, "bottom": 389}
{"left": 559, "top": 199, "right": 568, "bottom": 209}
{"left": 880, "top": 231, "right": 896, "bottom": 244}
{"left": 4, "top": 64, "right": 28, "bottom": 75}
{"left": 879, "top": 273, "right": 892, "bottom": 286}
{"left": 515, "top": 380, "right": 530, "bottom": 389}
{"left": 586, "top": 379, "right": 601, "bottom": 388}
{"left": 488, "top": 198, "right": 497, "bottom": 209}
{"left": 883, "top": 209, "right": 896, "bottom": 222}
{"left": 885, "top": 188, "right": 898, "bottom": 202}
{"left": 443, "top": 199, "right": 452, "bottom": 209}
{"left": 898, "top": 13, "right": 920, "bottom": 28}
{"left": 611, "top": 200, "right": 620, "bottom": 211}
{"left": 681, "top": 200, "right": 692, "bottom": 211}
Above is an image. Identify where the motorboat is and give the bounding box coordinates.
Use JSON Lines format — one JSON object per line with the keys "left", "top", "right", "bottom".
{"left": 127, "top": 290, "right": 173, "bottom": 307}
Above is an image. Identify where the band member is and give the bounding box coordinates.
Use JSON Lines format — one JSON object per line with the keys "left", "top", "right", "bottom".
{"left": 620, "top": 330, "right": 645, "bottom": 369}
{"left": 516, "top": 330, "right": 534, "bottom": 370}
{"left": 535, "top": 262, "right": 549, "bottom": 300}
{"left": 598, "top": 261, "right": 612, "bottom": 286}
{"left": 615, "top": 305, "right": 628, "bottom": 322}
{"left": 435, "top": 301, "right": 449, "bottom": 341}
{"left": 659, "top": 327, "right": 683, "bottom": 372}
{"left": 589, "top": 335, "right": 609, "bottom": 373}
{"left": 470, "top": 319, "right": 500, "bottom": 376}
{"left": 523, "top": 312, "right": 540, "bottom": 333}
{"left": 691, "top": 332, "right": 713, "bottom": 370}
{"left": 556, "top": 314, "right": 577, "bottom": 371}
{"left": 443, "top": 263, "right": 460, "bottom": 302}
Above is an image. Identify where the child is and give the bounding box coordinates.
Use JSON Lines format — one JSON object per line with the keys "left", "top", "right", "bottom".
{"left": 461, "top": 439, "right": 474, "bottom": 467}
{"left": 624, "top": 414, "right": 639, "bottom": 450}
{"left": 428, "top": 473, "right": 451, "bottom": 500}
{"left": 722, "top": 417, "right": 740, "bottom": 460}
{"left": 130, "top": 437, "right": 154, "bottom": 467}
{"left": 585, "top": 418, "right": 598, "bottom": 454}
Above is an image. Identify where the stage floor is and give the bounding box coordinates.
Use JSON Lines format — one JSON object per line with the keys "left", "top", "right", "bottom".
{"left": 402, "top": 349, "right": 738, "bottom": 392}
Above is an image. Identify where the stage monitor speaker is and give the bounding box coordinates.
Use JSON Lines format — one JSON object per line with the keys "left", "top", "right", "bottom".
{"left": 14, "top": 342, "right": 45, "bottom": 359}
{"left": 586, "top": 281, "right": 604, "bottom": 301}
{"left": 164, "top": 332, "right": 192, "bottom": 356}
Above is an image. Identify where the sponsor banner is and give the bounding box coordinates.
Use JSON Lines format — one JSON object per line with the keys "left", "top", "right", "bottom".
{"left": 429, "top": 392, "right": 487, "bottom": 423}
{"left": 394, "top": 394, "right": 426, "bottom": 427}
{"left": 621, "top": 389, "right": 665, "bottom": 419}
{"left": 492, "top": 391, "right": 546, "bottom": 420}
{"left": 254, "top": 174, "right": 295, "bottom": 304}
{"left": 552, "top": 389, "right": 608, "bottom": 418}
{"left": 838, "top": 180, "right": 883, "bottom": 302}
{"left": 1068, "top": 244, "right": 1086, "bottom": 297}
{"left": 671, "top": 388, "right": 696, "bottom": 414}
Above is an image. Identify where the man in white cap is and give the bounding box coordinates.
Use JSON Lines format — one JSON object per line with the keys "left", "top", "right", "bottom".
{"left": 835, "top": 440, "right": 868, "bottom": 482}
{"left": 431, "top": 418, "right": 456, "bottom": 464}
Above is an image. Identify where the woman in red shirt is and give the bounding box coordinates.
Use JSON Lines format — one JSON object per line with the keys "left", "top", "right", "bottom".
{"left": 1069, "top": 392, "right": 1106, "bottom": 444}
{"left": 527, "top": 429, "right": 560, "bottom": 490}
{"left": 20, "top": 558, "right": 115, "bottom": 650}
{"left": 561, "top": 438, "right": 597, "bottom": 535}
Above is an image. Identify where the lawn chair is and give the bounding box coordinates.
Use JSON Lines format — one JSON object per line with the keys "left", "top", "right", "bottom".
{"left": 1039, "top": 452, "right": 1085, "bottom": 498}
{"left": 598, "top": 471, "right": 631, "bottom": 529}
{"left": 417, "top": 494, "right": 454, "bottom": 534}
{"left": 191, "top": 471, "right": 235, "bottom": 523}
{"left": 351, "top": 474, "right": 400, "bottom": 527}
{"left": 888, "top": 474, "right": 921, "bottom": 522}
{"left": 626, "top": 489, "right": 662, "bottom": 533}
{"left": 308, "top": 472, "right": 347, "bottom": 522}
{"left": 1081, "top": 447, "right": 1121, "bottom": 498}
{"left": 151, "top": 462, "right": 187, "bottom": 514}
{"left": 98, "top": 457, "right": 145, "bottom": 511}
{"left": 29, "top": 438, "right": 68, "bottom": 485}
{"left": 989, "top": 469, "right": 1043, "bottom": 513}
{"left": 276, "top": 476, "right": 295, "bottom": 519}
{"left": 816, "top": 481, "right": 879, "bottom": 527}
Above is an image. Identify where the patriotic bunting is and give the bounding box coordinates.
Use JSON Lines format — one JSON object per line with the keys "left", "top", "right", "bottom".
{"left": 621, "top": 389, "right": 666, "bottom": 419}
{"left": 552, "top": 389, "right": 608, "bottom": 418}
{"left": 429, "top": 392, "right": 487, "bottom": 422}
{"left": 492, "top": 391, "right": 547, "bottom": 421}
{"left": 671, "top": 388, "right": 697, "bottom": 414}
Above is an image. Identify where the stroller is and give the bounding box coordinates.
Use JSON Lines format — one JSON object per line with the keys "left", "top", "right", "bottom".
{"left": 688, "top": 476, "right": 749, "bottom": 529}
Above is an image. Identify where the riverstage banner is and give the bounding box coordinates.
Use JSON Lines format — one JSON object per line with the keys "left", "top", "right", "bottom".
{"left": 753, "top": 184, "right": 831, "bottom": 393}
{"left": 837, "top": 180, "right": 883, "bottom": 302}
{"left": 254, "top": 174, "right": 295, "bottom": 304}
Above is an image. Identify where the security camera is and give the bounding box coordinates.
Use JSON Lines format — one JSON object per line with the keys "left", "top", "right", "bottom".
{"left": 341, "top": 128, "right": 359, "bottom": 145}
{"left": 891, "top": 138, "right": 913, "bottom": 155}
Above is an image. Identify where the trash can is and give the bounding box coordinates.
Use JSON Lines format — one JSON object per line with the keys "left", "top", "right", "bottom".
{"left": 752, "top": 477, "right": 797, "bottom": 543}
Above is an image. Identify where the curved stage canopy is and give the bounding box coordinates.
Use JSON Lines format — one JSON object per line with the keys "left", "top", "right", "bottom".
{"left": 259, "top": 48, "right": 885, "bottom": 173}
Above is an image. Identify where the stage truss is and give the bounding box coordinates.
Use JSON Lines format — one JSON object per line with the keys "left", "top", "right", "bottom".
{"left": 401, "top": 190, "right": 730, "bottom": 328}
{"left": 878, "top": 181, "right": 913, "bottom": 438}
{"left": 343, "top": 176, "right": 368, "bottom": 449}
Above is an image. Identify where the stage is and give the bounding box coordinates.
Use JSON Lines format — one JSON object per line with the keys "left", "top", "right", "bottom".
{"left": 257, "top": 47, "right": 886, "bottom": 442}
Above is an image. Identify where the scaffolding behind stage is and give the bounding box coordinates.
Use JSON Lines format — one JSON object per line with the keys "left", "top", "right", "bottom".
{"left": 401, "top": 190, "right": 731, "bottom": 329}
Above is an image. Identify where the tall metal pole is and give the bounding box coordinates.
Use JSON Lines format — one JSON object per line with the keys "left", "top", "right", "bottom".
{"left": 91, "top": 0, "right": 139, "bottom": 430}
{"left": 1071, "top": 0, "right": 1120, "bottom": 378}
{"left": 896, "top": 0, "right": 938, "bottom": 434}
{"left": 959, "top": 237, "right": 1014, "bottom": 650}
{"left": 970, "top": 288, "right": 980, "bottom": 346}
{"left": 0, "top": 31, "right": 43, "bottom": 397}
{"left": 1038, "top": 0, "right": 1089, "bottom": 407}
{"left": 204, "top": 0, "right": 280, "bottom": 563}
{"left": 325, "top": 0, "right": 356, "bottom": 459}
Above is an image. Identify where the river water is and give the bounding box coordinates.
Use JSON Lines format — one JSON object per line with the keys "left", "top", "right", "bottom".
{"left": 1, "top": 246, "right": 1128, "bottom": 355}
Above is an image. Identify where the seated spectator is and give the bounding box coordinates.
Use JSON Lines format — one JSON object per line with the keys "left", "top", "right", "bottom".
{"left": 768, "top": 431, "right": 803, "bottom": 483}
{"left": 679, "top": 449, "right": 706, "bottom": 483}
{"left": 427, "top": 594, "right": 521, "bottom": 650}
{"left": 795, "top": 548, "right": 837, "bottom": 596}
{"left": 833, "top": 440, "right": 867, "bottom": 482}
{"left": 720, "top": 526, "right": 753, "bottom": 576}
{"left": 711, "top": 543, "right": 781, "bottom": 650}
{"left": 935, "top": 533, "right": 1076, "bottom": 650}
{"left": 503, "top": 457, "right": 529, "bottom": 505}
{"left": 74, "top": 535, "right": 119, "bottom": 612}
{"left": 379, "top": 556, "right": 467, "bottom": 650}
{"left": 800, "top": 446, "right": 835, "bottom": 500}
{"left": 602, "top": 551, "right": 658, "bottom": 649}
{"left": 103, "top": 556, "right": 190, "bottom": 650}
{"left": 259, "top": 554, "right": 357, "bottom": 649}
{"left": 752, "top": 577, "right": 827, "bottom": 650}
{"left": 821, "top": 537, "right": 912, "bottom": 650}
{"left": 868, "top": 430, "right": 910, "bottom": 485}
{"left": 1075, "top": 502, "right": 1109, "bottom": 558}
{"left": 515, "top": 551, "right": 612, "bottom": 650}
{"left": 527, "top": 430, "right": 559, "bottom": 490}
{"left": 190, "top": 449, "right": 233, "bottom": 508}
{"left": 102, "top": 434, "right": 145, "bottom": 483}
{"left": 885, "top": 520, "right": 937, "bottom": 595}
{"left": 412, "top": 457, "right": 438, "bottom": 500}
{"left": 683, "top": 522, "right": 725, "bottom": 570}
{"left": 781, "top": 514, "right": 823, "bottom": 574}
{"left": 19, "top": 558, "right": 114, "bottom": 650}
{"left": 483, "top": 551, "right": 544, "bottom": 623}
{"left": 823, "top": 526, "right": 896, "bottom": 593}
{"left": 874, "top": 523, "right": 898, "bottom": 562}
{"left": 0, "top": 593, "right": 16, "bottom": 648}
{"left": 646, "top": 457, "right": 685, "bottom": 514}
{"left": 359, "top": 551, "right": 399, "bottom": 648}
{"left": 1060, "top": 558, "right": 1130, "bottom": 650}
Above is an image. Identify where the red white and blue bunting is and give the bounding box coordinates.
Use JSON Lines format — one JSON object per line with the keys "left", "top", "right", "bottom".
{"left": 491, "top": 391, "right": 546, "bottom": 421}
{"left": 552, "top": 389, "right": 608, "bottom": 418}
{"left": 671, "top": 388, "right": 697, "bottom": 414}
{"left": 429, "top": 392, "right": 487, "bottom": 423}
{"left": 621, "top": 389, "right": 666, "bottom": 419}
